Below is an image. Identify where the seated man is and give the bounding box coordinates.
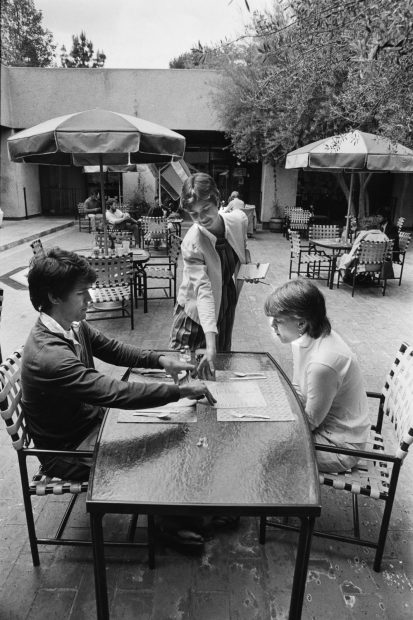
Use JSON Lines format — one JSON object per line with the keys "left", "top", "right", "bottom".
{"left": 377, "top": 208, "right": 400, "bottom": 262}
{"left": 22, "top": 248, "right": 212, "bottom": 482}
{"left": 223, "top": 191, "right": 245, "bottom": 212}
{"left": 84, "top": 192, "right": 103, "bottom": 225}
{"left": 105, "top": 199, "right": 140, "bottom": 245}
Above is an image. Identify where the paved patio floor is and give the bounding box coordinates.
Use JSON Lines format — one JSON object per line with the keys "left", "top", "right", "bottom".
{"left": 0, "top": 220, "right": 412, "bottom": 619}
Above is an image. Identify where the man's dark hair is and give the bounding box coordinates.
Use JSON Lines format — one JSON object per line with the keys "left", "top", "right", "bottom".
{"left": 28, "top": 247, "right": 96, "bottom": 313}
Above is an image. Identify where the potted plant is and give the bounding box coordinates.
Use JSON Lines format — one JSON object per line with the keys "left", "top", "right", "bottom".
{"left": 269, "top": 201, "right": 283, "bottom": 232}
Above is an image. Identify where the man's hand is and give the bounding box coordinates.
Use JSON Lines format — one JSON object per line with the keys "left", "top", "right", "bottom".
{"left": 179, "top": 381, "right": 216, "bottom": 405}
{"left": 158, "top": 355, "right": 195, "bottom": 384}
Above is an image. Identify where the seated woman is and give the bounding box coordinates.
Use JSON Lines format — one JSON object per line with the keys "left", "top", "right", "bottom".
{"left": 264, "top": 279, "right": 370, "bottom": 473}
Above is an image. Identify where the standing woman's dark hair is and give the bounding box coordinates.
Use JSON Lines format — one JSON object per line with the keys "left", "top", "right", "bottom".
{"left": 264, "top": 278, "right": 331, "bottom": 339}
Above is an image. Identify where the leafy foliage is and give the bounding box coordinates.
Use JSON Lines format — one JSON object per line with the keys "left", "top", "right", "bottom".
{"left": 214, "top": 0, "right": 413, "bottom": 163}
{"left": 0, "top": 0, "right": 56, "bottom": 66}
{"left": 60, "top": 30, "right": 106, "bottom": 68}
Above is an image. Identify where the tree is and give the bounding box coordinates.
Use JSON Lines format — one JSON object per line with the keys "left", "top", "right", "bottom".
{"left": 214, "top": 0, "right": 413, "bottom": 217}
{"left": 60, "top": 30, "right": 106, "bottom": 68}
{"left": 0, "top": 0, "right": 56, "bottom": 67}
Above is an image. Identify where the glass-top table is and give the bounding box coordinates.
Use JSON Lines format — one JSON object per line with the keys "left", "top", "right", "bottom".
{"left": 87, "top": 352, "right": 321, "bottom": 620}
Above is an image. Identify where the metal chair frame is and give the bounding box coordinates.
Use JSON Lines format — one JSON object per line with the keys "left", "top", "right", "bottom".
{"left": 308, "top": 224, "right": 341, "bottom": 240}
{"left": 0, "top": 350, "right": 150, "bottom": 567}
{"left": 260, "top": 342, "right": 413, "bottom": 573}
{"left": 393, "top": 231, "right": 411, "bottom": 285}
{"left": 288, "top": 230, "right": 332, "bottom": 283}
{"left": 86, "top": 255, "right": 135, "bottom": 329}
{"left": 140, "top": 216, "right": 170, "bottom": 255}
{"left": 139, "top": 234, "right": 182, "bottom": 313}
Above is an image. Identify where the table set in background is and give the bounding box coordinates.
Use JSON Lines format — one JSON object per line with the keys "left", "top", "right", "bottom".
{"left": 87, "top": 351, "right": 321, "bottom": 620}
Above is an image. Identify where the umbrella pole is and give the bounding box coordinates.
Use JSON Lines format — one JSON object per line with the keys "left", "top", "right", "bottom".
{"left": 345, "top": 173, "right": 354, "bottom": 239}
{"left": 99, "top": 156, "right": 109, "bottom": 254}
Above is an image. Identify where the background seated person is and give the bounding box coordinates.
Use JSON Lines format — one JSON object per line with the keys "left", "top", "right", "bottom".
{"left": 84, "top": 191, "right": 102, "bottom": 224}
{"left": 264, "top": 279, "right": 370, "bottom": 473}
{"left": 105, "top": 198, "right": 140, "bottom": 245}
{"left": 22, "top": 248, "right": 213, "bottom": 482}
{"left": 222, "top": 191, "right": 245, "bottom": 212}
{"left": 337, "top": 226, "right": 389, "bottom": 278}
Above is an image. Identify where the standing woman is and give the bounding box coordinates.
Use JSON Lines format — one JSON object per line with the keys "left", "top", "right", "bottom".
{"left": 264, "top": 279, "right": 370, "bottom": 473}
{"left": 170, "top": 173, "right": 250, "bottom": 378}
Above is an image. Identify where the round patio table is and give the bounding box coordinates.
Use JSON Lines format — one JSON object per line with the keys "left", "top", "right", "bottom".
{"left": 309, "top": 237, "right": 353, "bottom": 289}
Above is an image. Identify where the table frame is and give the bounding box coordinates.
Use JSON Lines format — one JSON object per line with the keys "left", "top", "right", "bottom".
{"left": 309, "top": 237, "right": 353, "bottom": 289}
{"left": 87, "top": 352, "right": 321, "bottom": 620}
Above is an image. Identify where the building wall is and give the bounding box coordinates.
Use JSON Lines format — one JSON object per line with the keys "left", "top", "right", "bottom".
{"left": 0, "top": 127, "right": 42, "bottom": 218}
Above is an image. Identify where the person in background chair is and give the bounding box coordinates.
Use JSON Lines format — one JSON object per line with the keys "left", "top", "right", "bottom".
{"left": 265, "top": 279, "right": 370, "bottom": 473}
{"left": 84, "top": 191, "right": 102, "bottom": 225}
{"left": 105, "top": 199, "right": 140, "bottom": 245}
{"left": 223, "top": 191, "right": 245, "bottom": 212}
{"left": 22, "top": 248, "right": 214, "bottom": 482}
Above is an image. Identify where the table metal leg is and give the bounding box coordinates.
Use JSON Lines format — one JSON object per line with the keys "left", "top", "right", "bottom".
{"left": 329, "top": 256, "right": 337, "bottom": 289}
{"left": 288, "top": 515, "right": 315, "bottom": 620}
{"left": 90, "top": 513, "right": 109, "bottom": 620}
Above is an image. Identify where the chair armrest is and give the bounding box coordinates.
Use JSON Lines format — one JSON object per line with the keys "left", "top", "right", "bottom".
{"left": 314, "top": 442, "right": 398, "bottom": 463}
{"left": 366, "top": 391, "right": 381, "bottom": 399}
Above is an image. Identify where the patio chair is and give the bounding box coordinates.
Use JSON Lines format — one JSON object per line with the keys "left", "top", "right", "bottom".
{"left": 393, "top": 232, "right": 411, "bottom": 285}
{"left": 30, "top": 238, "right": 45, "bottom": 258}
{"left": 288, "top": 209, "right": 312, "bottom": 239}
{"left": 87, "top": 255, "right": 135, "bottom": 329}
{"left": 77, "top": 203, "right": 91, "bottom": 232}
{"left": 0, "top": 349, "right": 151, "bottom": 567}
{"left": 260, "top": 341, "right": 413, "bottom": 573}
{"left": 337, "top": 239, "right": 393, "bottom": 296}
{"left": 288, "top": 230, "right": 332, "bottom": 283}
{"left": 0, "top": 288, "right": 3, "bottom": 364}
{"left": 139, "top": 234, "right": 182, "bottom": 313}
{"left": 95, "top": 229, "right": 134, "bottom": 253}
{"left": 140, "top": 216, "right": 169, "bottom": 255}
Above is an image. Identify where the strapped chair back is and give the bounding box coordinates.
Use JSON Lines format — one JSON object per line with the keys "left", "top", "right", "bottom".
{"left": 95, "top": 229, "right": 134, "bottom": 251}
{"left": 77, "top": 203, "right": 91, "bottom": 232}
{"left": 261, "top": 342, "right": 413, "bottom": 572}
{"left": 349, "top": 239, "right": 393, "bottom": 296}
{"left": 87, "top": 255, "right": 135, "bottom": 329}
{"left": 309, "top": 224, "right": 340, "bottom": 239}
{"left": 140, "top": 216, "right": 169, "bottom": 253}
{"left": 288, "top": 209, "right": 312, "bottom": 238}
{"left": 141, "top": 234, "right": 182, "bottom": 313}
{"left": 288, "top": 230, "right": 332, "bottom": 283}
{"left": 30, "top": 239, "right": 45, "bottom": 258}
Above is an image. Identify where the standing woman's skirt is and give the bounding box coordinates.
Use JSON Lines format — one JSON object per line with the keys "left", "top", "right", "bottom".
{"left": 169, "top": 238, "right": 238, "bottom": 353}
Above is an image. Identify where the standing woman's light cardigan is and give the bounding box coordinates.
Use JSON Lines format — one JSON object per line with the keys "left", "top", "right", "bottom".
{"left": 176, "top": 210, "right": 249, "bottom": 335}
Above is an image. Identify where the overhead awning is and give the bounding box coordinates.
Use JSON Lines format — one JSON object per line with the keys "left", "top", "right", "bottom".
{"left": 149, "top": 160, "right": 191, "bottom": 200}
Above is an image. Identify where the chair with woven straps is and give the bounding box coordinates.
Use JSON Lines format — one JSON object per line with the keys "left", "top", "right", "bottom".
{"left": 337, "top": 239, "right": 393, "bottom": 296}
{"left": 77, "top": 203, "right": 92, "bottom": 232}
{"left": 86, "top": 254, "right": 135, "bottom": 329}
{"left": 139, "top": 234, "right": 182, "bottom": 313}
{"left": 288, "top": 230, "right": 332, "bottom": 283}
{"left": 261, "top": 341, "right": 413, "bottom": 572}
{"left": 308, "top": 224, "right": 341, "bottom": 240}
{"left": 0, "top": 349, "right": 152, "bottom": 566}
{"left": 140, "top": 216, "right": 169, "bottom": 254}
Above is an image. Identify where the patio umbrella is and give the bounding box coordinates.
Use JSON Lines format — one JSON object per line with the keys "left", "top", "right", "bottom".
{"left": 7, "top": 108, "right": 185, "bottom": 252}
{"left": 285, "top": 130, "right": 413, "bottom": 237}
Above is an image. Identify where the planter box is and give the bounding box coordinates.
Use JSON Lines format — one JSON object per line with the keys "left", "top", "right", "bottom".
{"left": 269, "top": 217, "right": 283, "bottom": 232}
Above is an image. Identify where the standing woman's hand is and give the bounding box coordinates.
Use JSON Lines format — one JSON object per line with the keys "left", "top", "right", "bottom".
{"left": 197, "top": 333, "right": 217, "bottom": 380}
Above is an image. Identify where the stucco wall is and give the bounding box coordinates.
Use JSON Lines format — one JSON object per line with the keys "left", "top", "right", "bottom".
{"left": 1, "top": 65, "right": 223, "bottom": 131}
{"left": 260, "top": 163, "right": 299, "bottom": 222}
{"left": 0, "top": 127, "right": 42, "bottom": 218}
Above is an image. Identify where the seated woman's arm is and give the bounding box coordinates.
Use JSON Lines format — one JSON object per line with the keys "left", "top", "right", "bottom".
{"left": 302, "top": 362, "right": 339, "bottom": 431}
